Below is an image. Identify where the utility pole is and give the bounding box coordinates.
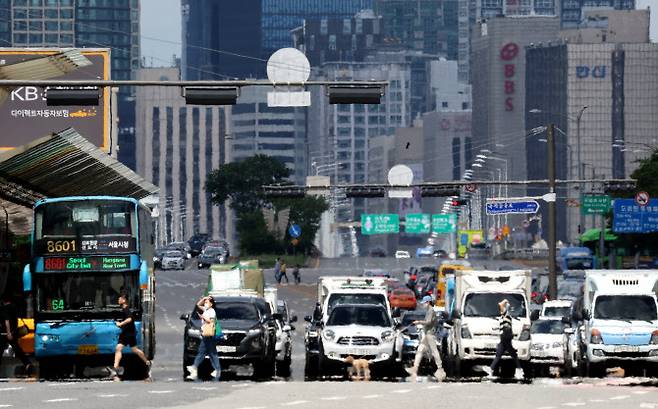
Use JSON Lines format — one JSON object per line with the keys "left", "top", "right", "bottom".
{"left": 576, "top": 106, "right": 588, "bottom": 233}
{"left": 547, "top": 124, "right": 558, "bottom": 300}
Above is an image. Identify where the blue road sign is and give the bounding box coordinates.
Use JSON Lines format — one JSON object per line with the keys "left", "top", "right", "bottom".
{"left": 613, "top": 199, "right": 658, "bottom": 233}
{"left": 486, "top": 200, "right": 539, "bottom": 215}
{"left": 288, "top": 224, "right": 302, "bottom": 238}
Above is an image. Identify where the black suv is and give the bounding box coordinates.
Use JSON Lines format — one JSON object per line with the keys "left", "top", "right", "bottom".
{"left": 303, "top": 302, "right": 323, "bottom": 380}
{"left": 181, "top": 296, "right": 278, "bottom": 380}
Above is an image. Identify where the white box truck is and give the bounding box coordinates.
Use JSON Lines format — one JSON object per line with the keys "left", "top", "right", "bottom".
{"left": 447, "top": 269, "right": 532, "bottom": 376}
{"left": 582, "top": 270, "right": 658, "bottom": 376}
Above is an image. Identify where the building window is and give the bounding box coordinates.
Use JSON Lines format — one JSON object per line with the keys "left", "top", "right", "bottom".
{"left": 320, "top": 18, "right": 328, "bottom": 35}
{"left": 329, "top": 35, "right": 336, "bottom": 51}
{"left": 442, "top": 101, "right": 449, "bottom": 108}
{"left": 462, "top": 102, "right": 469, "bottom": 110}
{"left": 343, "top": 18, "right": 351, "bottom": 34}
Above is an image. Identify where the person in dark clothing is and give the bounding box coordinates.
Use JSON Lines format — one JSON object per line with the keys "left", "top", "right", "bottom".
{"left": 292, "top": 264, "right": 301, "bottom": 284}
{"left": 0, "top": 295, "right": 32, "bottom": 372}
{"left": 110, "top": 293, "right": 150, "bottom": 379}
{"left": 483, "top": 299, "right": 524, "bottom": 380}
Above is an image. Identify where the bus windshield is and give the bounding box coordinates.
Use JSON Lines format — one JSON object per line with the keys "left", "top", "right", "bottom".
{"left": 36, "top": 272, "right": 139, "bottom": 314}
{"left": 35, "top": 200, "right": 136, "bottom": 239}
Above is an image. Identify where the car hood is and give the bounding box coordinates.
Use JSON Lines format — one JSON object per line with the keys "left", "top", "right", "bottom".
{"left": 325, "top": 324, "right": 392, "bottom": 338}
{"left": 590, "top": 319, "right": 658, "bottom": 345}
{"left": 531, "top": 333, "right": 564, "bottom": 344}
{"left": 220, "top": 319, "right": 261, "bottom": 331}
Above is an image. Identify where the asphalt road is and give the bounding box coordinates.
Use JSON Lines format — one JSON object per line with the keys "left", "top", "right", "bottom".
{"left": 3, "top": 257, "right": 658, "bottom": 409}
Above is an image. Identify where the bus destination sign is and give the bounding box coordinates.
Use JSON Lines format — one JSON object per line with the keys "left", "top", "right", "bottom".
{"left": 37, "top": 237, "right": 136, "bottom": 255}
{"left": 44, "top": 256, "right": 131, "bottom": 272}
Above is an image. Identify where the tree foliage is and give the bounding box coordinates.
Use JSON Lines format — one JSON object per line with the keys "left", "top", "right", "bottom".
{"left": 631, "top": 150, "right": 658, "bottom": 197}
{"left": 205, "top": 154, "right": 291, "bottom": 214}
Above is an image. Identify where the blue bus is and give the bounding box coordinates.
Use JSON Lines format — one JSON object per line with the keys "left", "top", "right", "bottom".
{"left": 22, "top": 196, "right": 155, "bottom": 378}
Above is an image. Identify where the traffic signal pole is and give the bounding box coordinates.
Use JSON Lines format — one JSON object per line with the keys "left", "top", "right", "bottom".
{"left": 547, "top": 124, "right": 558, "bottom": 300}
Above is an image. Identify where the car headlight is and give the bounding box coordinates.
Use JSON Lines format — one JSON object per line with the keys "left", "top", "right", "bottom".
{"left": 248, "top": 328, "right": 262, "bottom": 336}
{"left": 381, "top": 330, "right": 395, "bottom": 342}
{"left": 518, "top": 325, "right": 531, "bottom": 341}
{"left": 322, "top": 329, "right": 335, "bottom": 341}
{"left": 590, "top": 328, "right": 603, "bottom": 344}
{"left": 188, "top": 328, "right": 202, "bottom": 339}
{"left": 650, "top": 330, "right": 658, "bottom": 345}
{"left": 461, "top": 325, "right": 472, "bottom": 339}
{"left": 153, "top": 256, "right": 159, "bottom": 262}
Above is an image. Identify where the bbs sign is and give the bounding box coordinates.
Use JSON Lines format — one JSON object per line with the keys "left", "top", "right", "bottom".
{"left": 500, "top": 42, "right": 519, "bottom": 112}
{"left": 0, "top": 49, "right": 110, "bottom": 151}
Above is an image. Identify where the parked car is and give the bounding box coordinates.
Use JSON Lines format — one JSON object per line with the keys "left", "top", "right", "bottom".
{"left": 416, "top": 246, "right": 434, "bottom": 258}
{"left": 274, "top": 300, "right": 297, "bottom": 377}
{"left": 161, "top": 250, "right": 186, "bottom": 270}
{"left": 180, "top": 296, "right": 278, "bottom": 380}
{"left": 166, "top": 242, "right": 192, "bottom": 259}
{"left": 197, "top": 247, "right": 228, "bottom": 269}
{"left": 433, "top": 249, "right": 448, "bottom": 258}
{"left": 395, "top": 250, "right": 411, "bottom": 259}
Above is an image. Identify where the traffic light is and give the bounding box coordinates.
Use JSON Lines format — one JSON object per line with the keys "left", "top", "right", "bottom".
{"left": 327, "top": 85, "right": 383, "bottom": 104}
{"left": 451, "top": 199, "right": 469, "bottom": 206}
{"left": 183, "top": 87, "right": 239, "bottom": 105}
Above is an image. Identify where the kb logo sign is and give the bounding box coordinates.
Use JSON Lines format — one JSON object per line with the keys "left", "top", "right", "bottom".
{"left": 10, "top": 86, "right": 46, "bottom": 102}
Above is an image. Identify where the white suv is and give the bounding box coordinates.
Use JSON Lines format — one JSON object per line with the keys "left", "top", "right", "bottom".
{"left": 319, "top": 303, "right": 398, "bottom": 378}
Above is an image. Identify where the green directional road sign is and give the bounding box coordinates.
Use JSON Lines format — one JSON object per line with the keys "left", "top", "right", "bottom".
{"left": 361, "top": 214, "right": 399, "bottom": 235}
{"left": 581, "top": 194, "right": 611, "bottom": 215}
{"left": 405, "top": 213, "right": 431, "bottom": 234}
{"left": 432, "top": 214, "right": 457, "bottom": 233}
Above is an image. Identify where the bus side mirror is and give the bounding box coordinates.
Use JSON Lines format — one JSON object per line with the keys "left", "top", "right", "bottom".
{"left": 23, "top": 264, "right": 31, "bottom": 292}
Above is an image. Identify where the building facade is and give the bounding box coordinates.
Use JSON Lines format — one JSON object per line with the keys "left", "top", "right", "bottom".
{"left": 429, "top": 59, "right": 471, "bottom": 112}
{"left": 526, "top": 42, "right": 658, "bottom": 242}
{"left": 375, "top": 0, "right": 458, "bottom": 60}
{"left": 560, "top": 0, "right": 635, "bottom": 28}
{"left": 135, "top": 67, "right": 226, "bottom": 246}
{"left": 230, "top": 87, "right": 307, "bottom": 184}
{"left": 0, "top": 0, "right": 140, "bottom": 169}
{"left": 471, "top": 16, "right": 560, "bottom": 192}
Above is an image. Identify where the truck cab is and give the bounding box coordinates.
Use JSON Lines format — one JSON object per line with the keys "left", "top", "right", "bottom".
{"left": 558, "top": 247, "right": 595, "bottom": 272}
{"left": 447, "top": 270, "right": 532, "bottom": 376}
{"left": 582, "top": 270, "right": 658, "bottom": 376}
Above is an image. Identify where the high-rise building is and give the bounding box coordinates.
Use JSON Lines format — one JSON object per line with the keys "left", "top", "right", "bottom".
{"left": 0, "top": 0, "right": 140, "bottom": 170}
{"left": 560, "top": 0, "right": 635, "bottom": 28}
{"left": 471, "top": 16, "right": 560, "bottom": 190}
{"left": 375, "top": 0, "right": 458, "bottom": 59}
{"left": 261, "top": 0, "right": 373, "bottom": 60}
{"left": 525, "top": 10, "right": 653, "bottom": 242}
{"left": 230, "top": 87, "right": 307, "bottom": 184}
{"left": 308, "top": 59, "right": 411, "bottom": 219}
{"left": 291, "top": 9, "right": 383, "bottom": 67}
{"left": 135, "top": 67, "right": 227, "bottom": 245}
{"left": 429, "top": 59, "right": 471, "bottom": 112}
{"left": 182, "top": 0, "right": 262, "bottom": 80}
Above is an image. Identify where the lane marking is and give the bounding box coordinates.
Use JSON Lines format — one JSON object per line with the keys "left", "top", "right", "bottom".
{"left": 363, "top": 395, "right": 381, "bottom": 399}
{"left": 633, "top": 391, "right": 650, "bottom": 395}
{"left": 44, "top": 398, "right": 78, "bottom": 403}
{"left": 48, "top": 382, "right": 75, "bottom": 387}
{"left": 391, "top": 389, "right": 411, "bottom": 394}
{"left": 232, "top": 383, "right": 251, "bottom": 388}
{"left": 610, "top": 396, "right": 630, "bottom": 400}
{"left": 192, "top": 386, "right": 218, "bottom": 391}
{"left": 562, "top": 403, "right": 585, "bottom": 407}
{"left": 148, "top": 390, "right": 174, "bottom": 394}
{"left": 236, "top": 407, "right": 266, "bottom": 409}
{"left": 0, "top": 405, "right": 13, "bottom": 408}
{"left": 282, "top": 401, "right": 308, "bottom": 406}
{"left": 425, "top": 385, "right": 441, "bottom": 389}
{"left": 98, "top": 394, "right": 128, "bottom": 398}
{"left": 640, "top": 404, "right": 657, "bottom": 409}
{"left": 321, "top": 397, "right": 347, "bottom": 401}
{"left": 0, "top": 387, "right": 23, "bottom": 392}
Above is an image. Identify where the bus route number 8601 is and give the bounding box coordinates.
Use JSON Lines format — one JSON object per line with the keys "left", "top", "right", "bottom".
{"left": 47, "top": 240, "right": 76, "bottom": 253}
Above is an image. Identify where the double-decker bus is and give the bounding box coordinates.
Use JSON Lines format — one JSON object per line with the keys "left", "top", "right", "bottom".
{"left": 22, "top": 196, "right": 155, "bottom": 378}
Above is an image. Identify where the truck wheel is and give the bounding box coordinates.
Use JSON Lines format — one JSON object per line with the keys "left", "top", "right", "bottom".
{"left": 586, "top": 361, "right": 605, "bottom": 378}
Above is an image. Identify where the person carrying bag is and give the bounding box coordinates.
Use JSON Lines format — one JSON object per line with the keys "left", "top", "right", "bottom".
{"left": 187, "top": 296, "right": 221, "bottom": 381}
{"left": 1, "top": 294, "right": 33, "bottom": 373}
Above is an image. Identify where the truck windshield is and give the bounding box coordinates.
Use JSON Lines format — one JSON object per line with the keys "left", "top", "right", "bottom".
{"left": 566, "top": 258, "right": 592, "bottom": 269}
{"left": 36, "top": 272, "right": 138, "bottom": 314}
{"left": 557, "top": 279, "right": 583, "bottom": 300}
{"left": 463, "top": 292, "right": 526, "bottom": 318}
{"left": 593, "top": 295, "right": 657, "bottom": 321}
{"left": 327, "top": 305, "right": 391, "bottom": 327}
{"left": 216, "top": 303, "right": 259, "bottom": 321}
{"left": 326, "top": 293, "right": 386, "bottom": 314}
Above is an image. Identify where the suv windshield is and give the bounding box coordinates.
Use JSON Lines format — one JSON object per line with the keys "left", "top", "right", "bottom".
{"left": 463, "top": 292, "right": 526, "bottom": 318}
{"left": 327, "top": 293, "right": 386, "bottom": 313}
{"left": 215, "top": 302, "right": 260, "bottom": 321}
{"left": 594, "top": 295, "right": 657, "bottom": 321}
{"left": 327, "top": 305, "right": 391, "bottom": 327}
{"left": 531, "top": 320, "right": 567, "bottom": 334}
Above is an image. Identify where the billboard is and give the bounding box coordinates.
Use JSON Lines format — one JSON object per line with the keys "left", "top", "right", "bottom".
{"left": 0, "top": 48, "right": 110, "bottom": 151}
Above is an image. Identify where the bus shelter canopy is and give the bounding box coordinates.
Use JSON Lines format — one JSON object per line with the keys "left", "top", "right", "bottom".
{"left": 0, "top": 127, "right": 158, "bottom": 234}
